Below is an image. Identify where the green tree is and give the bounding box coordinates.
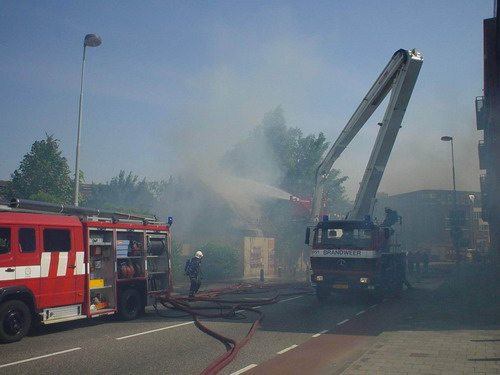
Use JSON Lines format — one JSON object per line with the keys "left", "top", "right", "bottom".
{"left": 223, "top": 106, "right": 350, "bottom": 271}
{"left": 169, "top": 239, "right": 186, "bottom": 285}
{"left": 8, "top": 134, "right": 73, "bottom": 203}
{"left": 160, "top": 107, "right": 351, "bottom": 278}
{"left": 199, "top": 242, "right": 242, "bottom": 281}
{"left": 224, "top": 106, "right": 348, "bottom": 211}
{"left": 86, "top": 170, "right": 158, "bottom": 214}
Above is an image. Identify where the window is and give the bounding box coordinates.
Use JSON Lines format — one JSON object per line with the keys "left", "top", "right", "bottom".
{"left": 19, "top": 228, "right": 36, "bottom": 253}
{"left": 0, "top": 227, "right": 11, "bottom": 255}
{"left": 250, "top": 247, "right": 262, "bottom": 268}
{"left": 43, "top": 228, "right": 71, "bottom": 252}
{"left": 327, "top": 229, "right": 342, "bottom": 238}
{"left": 317, "top": 227, "right": 372, "bottom": 248}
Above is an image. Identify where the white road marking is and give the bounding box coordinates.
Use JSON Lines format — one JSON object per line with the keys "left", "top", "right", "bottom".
{"left": 278, "top": 296, "right": 303, "bottom": 303}
{"left": 312, "top": 329, "right": 328, "bottom": 337}
{"left": 355, "top": 310, "right": 366, "bottom": 316}
{"left": 0, "top": 347, "right": 81, "bottom": 369}
{"left": 116, "top": 321, "right": 193, "bottom": 340}
{"left": 277, "top": 344, "right": 298, "bottom": 354}
{"left": 236, "top": 298, "right": 293, "bottom": 313}
{"left": 369, "top": 304, "right": 378, "bottom": 309}
{"left": 230, "top": 364, "right": 258, "bottom": 375}
{"left": 235, "top": 305, "right": 261, "bottom": 313}
{"left": 337, "top": 319, "right": 350, "bottom": 325}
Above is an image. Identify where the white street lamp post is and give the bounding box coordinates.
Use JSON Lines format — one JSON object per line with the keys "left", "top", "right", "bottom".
{"left": 441, "top": 135, "right": 460, "bottom": 270}
{"left": 74, "top": 34, "right": 102, "bottom": 206}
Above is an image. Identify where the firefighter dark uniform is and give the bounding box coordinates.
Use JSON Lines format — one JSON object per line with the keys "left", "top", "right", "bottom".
{"left": 187, "top": 251, "right": 203, "bottom": 297}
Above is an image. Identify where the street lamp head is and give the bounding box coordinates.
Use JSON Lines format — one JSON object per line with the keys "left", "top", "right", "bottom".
{"left": 84, "top": 34, "right": 102, "bottom": 47}
{"left": 441, "top": 136, "right": 453, "bottom": 142}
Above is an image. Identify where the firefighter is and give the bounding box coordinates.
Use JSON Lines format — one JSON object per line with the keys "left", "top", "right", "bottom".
{"left": 186, "top": 250, "right": 203, "bottom": 297}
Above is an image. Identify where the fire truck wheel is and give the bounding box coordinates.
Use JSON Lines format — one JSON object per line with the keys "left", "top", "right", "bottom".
{"left": 118, "top": 288, "right": 142, "bottom": 321}
{"left": 0, "top": 300, "right": 32, "bottom": 343}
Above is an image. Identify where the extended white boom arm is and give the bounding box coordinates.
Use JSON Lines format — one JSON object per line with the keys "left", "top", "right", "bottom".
{"left": 310, "top": 49, "right": 423, "bottom": 222}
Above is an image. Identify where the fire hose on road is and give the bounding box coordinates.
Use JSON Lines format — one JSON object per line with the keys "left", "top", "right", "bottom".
{"left": 158, "top": 282, "right": 312, "bottom": 375}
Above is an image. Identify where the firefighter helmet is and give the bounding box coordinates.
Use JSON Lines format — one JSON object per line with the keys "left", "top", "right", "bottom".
{"left": 195, "top": 250, "right": 203, "bottom": 259}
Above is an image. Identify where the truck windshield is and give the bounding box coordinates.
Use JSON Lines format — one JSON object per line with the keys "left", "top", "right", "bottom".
{"left": 316, "top": 227, "right": 372, "bottom": 248}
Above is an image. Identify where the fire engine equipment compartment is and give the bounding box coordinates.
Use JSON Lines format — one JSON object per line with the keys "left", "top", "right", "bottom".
{"left": 0, "top": 199, "right": 172, "bottom": 343}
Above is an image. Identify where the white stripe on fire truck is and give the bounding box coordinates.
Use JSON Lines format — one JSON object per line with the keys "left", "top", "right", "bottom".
{"left": 0, "top": 252, "right": 87, "bottom": 281}
{"left": 15, "top": 265, "right": 41, "bottom": 279}
{"left": 310, "top": 249, "right": 381, "bottom": 258}
{"left": 41, "top": 253, "right": 51, "bottom": 277}
{"left": 0, "top": 267, "right": 16, "bottom": 281}
{"left": 75, "top": 251, "right": 85, "bottom": 275}
{"left": 57, "top": 253, "right": 68, "bottom": 276}
{"left": 0, "top": 266, "right": 42, "bottom": 281}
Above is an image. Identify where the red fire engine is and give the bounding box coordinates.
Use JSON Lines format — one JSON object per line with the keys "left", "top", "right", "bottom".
{"left": 0, "top": 198, "right": 172, "bottom": 343}
{"left": 306, "top": 49, "right": 423, "bottom": 301}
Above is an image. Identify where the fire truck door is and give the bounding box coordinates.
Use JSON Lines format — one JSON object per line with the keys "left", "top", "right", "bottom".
{"left": 38, "top": 227, "right": 83, "bottom": 307}
{"left": 14, "top": 227, "right": 41, "bottom": 297}
{"left": 0, "top": 227, "right": 15, "bottom": 287}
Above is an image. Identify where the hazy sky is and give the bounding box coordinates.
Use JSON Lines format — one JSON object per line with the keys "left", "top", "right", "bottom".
{"left": 0, "top": 1, "right": 493, "bottom": 200}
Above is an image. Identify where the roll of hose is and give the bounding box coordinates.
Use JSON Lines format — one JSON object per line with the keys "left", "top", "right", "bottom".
{"left": 149, "top": 239, "right": 165, "bottom": 255}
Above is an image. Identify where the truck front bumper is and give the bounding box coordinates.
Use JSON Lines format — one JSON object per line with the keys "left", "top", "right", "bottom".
{"left": 311, "top": 273, "right": 377, "bottom": 292}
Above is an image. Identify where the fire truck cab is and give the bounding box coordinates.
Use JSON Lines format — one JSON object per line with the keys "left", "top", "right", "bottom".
{"left": 0, "top": 199, "right": 172, "bottom": 343}
{"left": 307, "top": 219, "right": 405, "bottom": 301}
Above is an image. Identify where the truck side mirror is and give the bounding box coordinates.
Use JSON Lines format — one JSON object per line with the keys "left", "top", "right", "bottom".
{"left": 305, "top": 227, "right": 311, "bottom": 245}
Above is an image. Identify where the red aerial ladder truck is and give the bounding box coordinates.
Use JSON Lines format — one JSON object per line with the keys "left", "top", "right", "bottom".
{"left": 305, "top": 49, "right": 423, "bottom": 301}
{"left": 0, "top": 198, "right": 172, "bottom": 343}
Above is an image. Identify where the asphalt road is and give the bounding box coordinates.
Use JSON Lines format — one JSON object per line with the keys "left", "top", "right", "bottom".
{"left": 0, "top": 282, "right": 426, "bottom": 375}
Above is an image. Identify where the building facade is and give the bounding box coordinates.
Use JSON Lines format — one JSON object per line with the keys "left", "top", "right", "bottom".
{"left": 477, "top": 9, "right": 500, "bottom": 269}
{"left": 375, "top": 190, "right": 489, "bottom": 261}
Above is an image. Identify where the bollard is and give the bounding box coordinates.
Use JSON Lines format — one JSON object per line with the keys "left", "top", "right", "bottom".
{"left": 260, "top": 268, "right": 264, "bottom": 282}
